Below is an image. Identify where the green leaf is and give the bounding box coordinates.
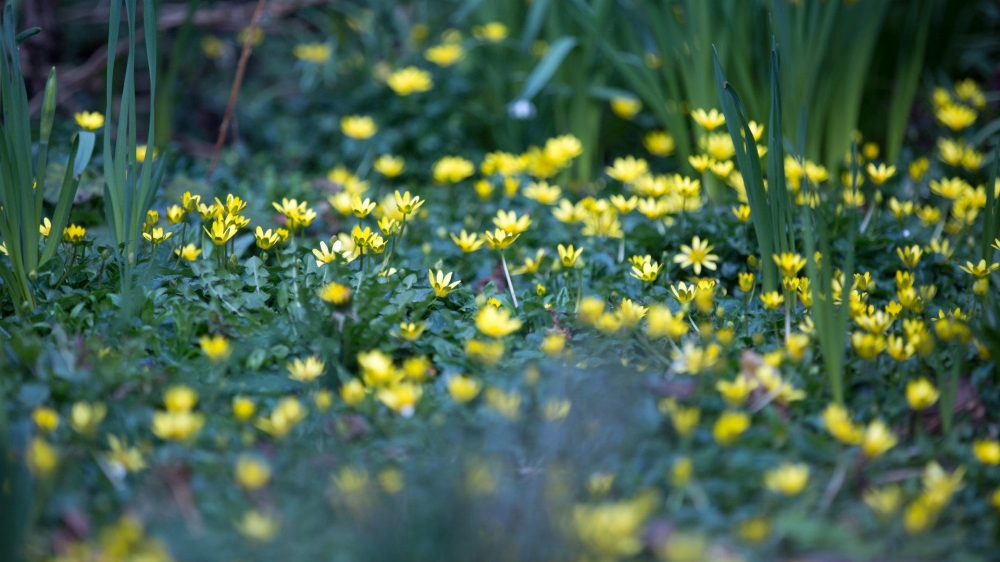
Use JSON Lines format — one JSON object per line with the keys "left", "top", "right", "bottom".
{"left": 514, "top": 36, "right": 578, "bottom": 103}
{"left": 73, "top": 132, "right": 96, "bottom": 178}
{"left": 520, "top": 0, "right": 553, "bottom": 53}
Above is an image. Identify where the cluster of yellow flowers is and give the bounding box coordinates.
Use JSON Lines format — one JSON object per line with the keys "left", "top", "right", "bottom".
{"left": 151, "top": 386, "right": 205, "bottom": 441}
{"left": 337, "top": 349, "right": 433, "bottom": 418}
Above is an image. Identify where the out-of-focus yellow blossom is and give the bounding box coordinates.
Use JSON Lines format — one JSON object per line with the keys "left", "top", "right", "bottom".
{"left": 764, "top": 462, "right": 809, "bottom": 495}
{"left": 387, "top": 66, "right": 433, "bottom": 95}
{"left": 472, "top": 22, "right": 508, "bottom": 42}
{"left": 293, "top": 43, "right": 331, "bottom": 63}
{"left": 644, "top": 131, "right": 675, "bottom": 156}
{"left": 690, "top": 108, "right": 725, "bottom": 130}
{"left": 424, "top": 43, "right": 464, "bottom": 66}
{"left": 906, "top": 378, "right": 939, "bottom": 410}
{"left": 713, "top": 411, "right": 750, "bottom": 446}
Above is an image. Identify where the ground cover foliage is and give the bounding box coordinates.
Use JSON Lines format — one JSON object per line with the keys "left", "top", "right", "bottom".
{"left": 3, "top": 1, "right": 1000, "bottom": 561}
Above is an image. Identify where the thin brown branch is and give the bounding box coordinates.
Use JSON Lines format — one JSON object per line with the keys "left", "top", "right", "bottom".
{"left": 205, "top": 0, "right": 267, "bottom": 182}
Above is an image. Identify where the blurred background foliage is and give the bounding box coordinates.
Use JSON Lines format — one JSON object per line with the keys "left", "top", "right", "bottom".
{"left": 10, "top": 0, "right": 998, "bottom": 191}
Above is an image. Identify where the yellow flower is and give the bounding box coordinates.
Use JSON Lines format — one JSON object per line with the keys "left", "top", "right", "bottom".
{"left": 32, "top": 406, "right": 60, "bottom": 433}
{"left": 429, "top": 269, "right": 461, "bottom": 297}
{"left": 716, "top": 374, "right": 758, "bottom": 407}
{"left": 759, "top": 291, "right": 784, "bottom": 310}
{"left": 174, "top": 243, "right": 201, "bottom": 261}
{"left": 737, "top": 517, "right": 770, "bottom": 543}
{"left": 425, "top": 43, "right": 464, "bottom": 66}
{"left": 26, "top": 437, "right": 58, "bottom": 477}
{"left": 690, "top": 108, "right": 726, "bottom": 131}
{"left": 865, "top": 162, "right": 896, "bottom": 185}
{"left": 671, "top": 457, "right": 693, "bottom": 487}
{"left": 673, "top": 236, "right": 719, "bottom": 275}
{"left": 319, "top": 281, "right": 352, "bottom": 305}
{"left": 670, "top": 281, "right": 697, "bottom": 304}
{"left": 432, "top": 155, "right": 475, "bottom": 183}
{"left": 74, "top": 111, "right": 104, "bottom": 131}
{"left": 910, "top": 156, "right": 930, "bottom": 180}
{"left": 974, "top": 440, "right": 1000, "bottom": 465}
{"left": 135, "top": 144, "right": 156, "bottom": 162}
{"left": 373, "top": 154, "right": 405, "bottom": 177}
{"left": 472, "top": 22, "right": 508, "bottom": 42}
{"left": 152, "top": 410, "right": 205, "bottom": 441}
{"left": 340, "top": 379, "right": 367, "bottom": 406}
{"left": 629, "top": 256, "right": 662, "bottom": 283}
{"left": 204, "top": 218, "right": 236, "bottom": 245}
{"left": 447, "top": 375, "right": 482, "bottom": 403}
{"left": 540, "top": 332, "right": 567, "bottom": 356}
{"left": 388, "top": 321, "right": 424, "bottom": 342}
{"left": 341, "top": 115, "right": 377, "bottom": 140}
{"left": 450, "top": 229, "right": 483, "bottom": 253}
{"left": 376, "top": 382, "right": 423, "bottom": 417}
{"left": 142, "top": 227, "right": 172, "bottom": 245}
{"left": 465, "top": 338, "right": 505, "bottom": 366}
{"left": 251, "top": 227, "right": 279, "bottom": 251}
{"left": 378, "top": 467, "right": 405, "bottom": 494}
{"left": 523, "top": 181, "right": 562, "bottom": 205}
{"left": 862, "top": 420, "right": 898, "bottom": 458}
{"left": 199, "top": 334, "right": 231, "bottom": 362}
{"left": 162, "top": 386, "right": 197, "bottom": 414}
{"left": 572, "top": 491, "right": 658, "bottom": 560}
{"left": 906, "top": 377, "right": 939, "bottom": 410}
{"left": 311, "top": 240, "right": 343, "bottom": 266}
{"left": 483, "top": 228, "right": 519, "bottom": 250}
{"left": 235, "top": 455, "right": 271, "bottom": 490}
{"left": 255, "top": 397, "right": 307, "bottom": 438}
{"left": 63, "top": 224, "right": 86, "bottom": 244}
{"left": 644, "top": 130, "right": 675, "bottom": 156}
{"left": 851, "top": 332, "right": 886, "bottom": 359}
{"left": 105, "top": 435, "right": 146, "bottom": 473}
{"left": 959, "top": 259, "right": 999, "bottom": 279}
{"left": 764, "top": 462, "right": 809, "bottom": 496}
{"left": 287, "top": 356, "right": 325, "bottom": 382}
{"left": 772, "top": 252, "right": 806, "bottom": 279}
{"left": 350, "top": 196, "right": 377, "bottom": 218}
{"left": 705, "top": 133, "right": 735, "bottom": 160}
{"left": 667, "top": 403, "right": 700, "bottom": 438}
{"left": 822, "top": 403, "right": 863, "bottom": 445}
{"left": 738, "top": 272, "right": 755, "bottom": 293}
{"left": 235, "top": 510, "right": 280, "bottom": 542}
{"left": 713, "top": 411, "right": 750, "bottom": 446}
{"left": 387, "top": 66, "right": 433, "bottom": 96}
{"left": 864, "top": 485, "right": 902, "bottom": 519}
{"left": 936, "top": 103, "right": 977, "bottom": 131}
{"left": 475, "top": 305, "right": 522, "bottom": 338}
{"left": 293, "top": 43, "right": 331, "bottom": 63}
{"left": 896, "top": 245, "right": 923, "bottom": 269}
{"left": 645, "top": 305, "right": 688, "bottom": 340}
{"left": 605, "top": 156, "right": 648, "bottom": 183}
{"left": 493, "top": 209, "right": 532, "bottom": 235}
{"left": 233, "top": 396, "right": 256, "bottom": 422}
{"left": 557, "top": 243, "right": 583, "bottom": 268}
{"left": 66, "top": 401, "right": 105, "bottom": 437}
{"left": 485, "top": 386, "right": 521, "bottom": 420}
{"left": 617, "top": 298, "right": 648, "bottom": 328}
{"left": 163, "top": 205, "right": 184, "bottom": 225}
{"left": 610, "top": 97, "right": 642, "bottom": 120}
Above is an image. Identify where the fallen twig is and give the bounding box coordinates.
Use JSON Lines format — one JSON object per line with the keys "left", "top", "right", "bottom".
{"left": 205, "top": 0, "right": 267, "bottom": 181}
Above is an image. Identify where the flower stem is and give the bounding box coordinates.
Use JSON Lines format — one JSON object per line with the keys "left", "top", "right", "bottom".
{"left": 575, "top": 268, "right": 583, "bottom": 313}
{"left": 500, "top": 250, "right": 518, "bottom": 308}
